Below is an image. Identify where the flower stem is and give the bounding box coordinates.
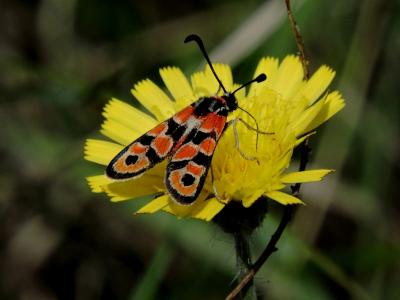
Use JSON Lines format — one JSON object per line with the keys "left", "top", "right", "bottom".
{"left": 226, "top": 1, "right": 312, "bottom": 298}
{"left": 225, "top": 206, "right": 294, "bottom": 300}
{"left": 233, "top": 230, "right": 256, "bottom": 300}
{"left": 213, "top": 200, "right": 268, "bottom": 299}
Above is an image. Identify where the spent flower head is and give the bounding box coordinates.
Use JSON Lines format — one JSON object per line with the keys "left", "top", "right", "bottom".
{"left": 84, "top": 55, "right": 345, "bottom": 221}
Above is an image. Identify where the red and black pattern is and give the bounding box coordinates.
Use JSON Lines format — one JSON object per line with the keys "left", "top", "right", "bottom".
{"left": 105, "top": 33, "right": 266, "bottom": 205}
{"left": 106, "top": 106, "right": 191, "bottom": 179}
{"left": 106, "top": 95, "right": 232, "bottom": 204}
{"left": 165, "top": 97, "right": 228, "bottom": 204}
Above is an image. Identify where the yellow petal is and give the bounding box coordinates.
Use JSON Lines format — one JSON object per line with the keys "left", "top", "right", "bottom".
{"left": 191, "top": 71, "right": 215, "bottom": 97}
{"left": 280, "top": 169, "right": 333, "bottom": 183}
{"left": 295, "top": 131, "right": 316, "bottom": 146}
{"left": 159, "top": 67, "right": 194, "bottom": 108}
{"left": 292, "top": 97, "right": 325, "bottom": 136}
{"left": 249, "top": 57, "right": 279, "bottom": 97}
{"left": 100, "top": 119, "right": 139, "bottom": 146}
{"left": 269, "top": 182, "right": 286, "bottom": 191}
{"left": 87, "top": 175, "right": 111, "bottom": 193}
{"left": 131, "top": 79, "right": 175, "bottom": 121}
{"left": 210, "top": 64, "right": 233, "bottom": 91}
{"left": 162, "top": 197, "right": 225, "bottom": 221}
{"left": 303, "top": 91, "right": 345, "bottom": 133}
{"left": 84, "top": 139, "right": 123, "bottom": 165}
{"left": 265, "top": 191, "right": 304, "bottom": 205}
{"left": 191, "top": 63, "right": 232, "bottom": 97}
{"left": 103, "top": 175, "right": 162, "bottom": 202}
{"left": 242, "top": 189, "right": 265, "bottom": 208}
{"left": 273, "top": 56, "right": 304, "bottom": 99}
{"left": 103, "top": 98, "right": 157, "bottom": 133}
{"left": 189, "top": 198, "right": 225, "bottom": 221}
{"left": 136, "top": 194, "right": 169, "bottom": 214}
{"left": 294, "top": 65, "right": 335, "bottom": 106}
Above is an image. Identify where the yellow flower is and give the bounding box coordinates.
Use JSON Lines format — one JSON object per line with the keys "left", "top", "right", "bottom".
{"left": 84, "top": 55, "right": 345, "bottom": 221}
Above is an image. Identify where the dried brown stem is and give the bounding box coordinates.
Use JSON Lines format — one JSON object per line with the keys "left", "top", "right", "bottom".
{"left": 225, "top": 206, "right": 294, "bottom": 300}
{"left": 225, "top": 1, "right": 311, "bottom": 298}
{"left": 284, "top": 0, "right": 309, "bottom": 80}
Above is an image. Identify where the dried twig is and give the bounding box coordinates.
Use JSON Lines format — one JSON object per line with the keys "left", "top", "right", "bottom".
{"left": 225, "top": 1, "right": 311, "bottom": 298}
{"left": 225, "top": 206, "right": 294, "bottom": 300}
{"left": 284, "top": 0, "right": 309, "bottom": 80}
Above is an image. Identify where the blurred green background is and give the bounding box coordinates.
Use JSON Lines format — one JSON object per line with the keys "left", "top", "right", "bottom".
{"left": 0, "top": 0, "right": 399, "bottom": 299}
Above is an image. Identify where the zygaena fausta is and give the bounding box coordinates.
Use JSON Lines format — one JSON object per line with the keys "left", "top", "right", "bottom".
{"left": 106, "top": 34, "right": 266, "bottom": 205}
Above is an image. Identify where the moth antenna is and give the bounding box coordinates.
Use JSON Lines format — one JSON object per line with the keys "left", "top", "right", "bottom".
{"left": 232, "top": 73, "right": 266, "bottom": 95}
{"left": 184, "top": 34, "right": 227, "bottom": 93}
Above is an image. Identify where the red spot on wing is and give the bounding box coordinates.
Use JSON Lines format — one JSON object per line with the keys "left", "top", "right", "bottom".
{"left": 200, "top": 114, "right": 226, "bottom": 135}
{"left": 148, "top": 122, "right": 167, "bottom": 136}
{"left": 199, "top": 138, "right": 216, "bottom": 155}
{"left": 173, "top": 144, "right": 198, "bottom": 160}
{"left": 200, "top": 114, "right": 216, "bottom": 132}
{"left": 130, "top": 143, "right": 148, "bottom": 154}
{"left": 186, "top": 162, "right": 204, "bottom": 176}
{"left": 213, "top": 116, "right": 226, "bottom": 138}
{"left": 152, "top": 136, "right": 173, "bottom": 157}
{"left": 174, "top": 106, "right": 195, "bottom": 124}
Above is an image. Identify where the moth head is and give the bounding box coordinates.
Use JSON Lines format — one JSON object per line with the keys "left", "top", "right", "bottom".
{"left": 223, "top": 92, "right": 238, "bottom": 112}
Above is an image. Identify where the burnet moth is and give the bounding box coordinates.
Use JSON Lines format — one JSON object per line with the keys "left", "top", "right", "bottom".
{"left": 106, "top": 34, "right": 267, "bottom": 205}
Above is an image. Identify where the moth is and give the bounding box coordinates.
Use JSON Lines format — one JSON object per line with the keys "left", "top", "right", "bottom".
{"left": 106, "top": 34, "right": 266, "bottom": 205}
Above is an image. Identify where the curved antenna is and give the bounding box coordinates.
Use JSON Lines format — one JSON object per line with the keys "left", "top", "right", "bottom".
{"left": 184, "top": 34, "right": 227, "bottom": 93}
{"left": 235, "top": 73, "right": 267, "bottom": 150}
{"left": 237, "top": 106, "right": 261, "bottom": 151}
{"left": 232, "top": 73, "right": 266, "bottom": 95}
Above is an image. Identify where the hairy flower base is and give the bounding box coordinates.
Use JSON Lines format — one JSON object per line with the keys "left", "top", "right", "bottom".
{"left": 213, "top": 197, "right": 269, "bottom": 234}
{"left": 84, "top": 56, "right": 345, "bottom": 221}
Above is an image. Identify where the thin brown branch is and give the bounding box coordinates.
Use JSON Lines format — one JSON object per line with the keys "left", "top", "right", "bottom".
{"left": 225, "top": 1, "right": 311, "bottom": 298}
{"left": 284, "top": 0, "right": 309, "bottom": 80}
{"left": 225, "top": 206, "right": 294, "bottom": 300}
{"left": 225, "top": 270, "right": 255, "bottom": 300}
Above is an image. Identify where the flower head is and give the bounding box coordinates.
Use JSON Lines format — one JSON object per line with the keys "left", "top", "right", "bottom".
{"left": 84, "top": 56, "right": 345, "bottom": 221}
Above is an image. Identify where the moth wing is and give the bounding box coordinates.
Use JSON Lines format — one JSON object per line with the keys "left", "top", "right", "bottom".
{"left": 106, "top": 106, "right": 194, "bottom": 179}
{"left": 165, "top": 112, "right": 227, "bottom": 205}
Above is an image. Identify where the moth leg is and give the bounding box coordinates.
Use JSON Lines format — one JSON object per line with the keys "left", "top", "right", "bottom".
{"left": 228, "top": 118, "right": 260, "bottom": 164}
{"left": 235, "top": 117, "right": 273, "bottom": 135}
{"left": 210, "top": 164, "right": 226, "bottom": 204}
